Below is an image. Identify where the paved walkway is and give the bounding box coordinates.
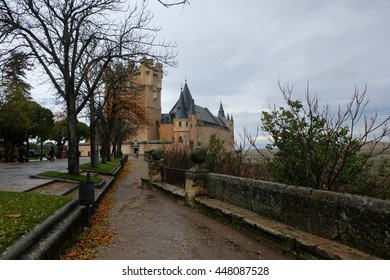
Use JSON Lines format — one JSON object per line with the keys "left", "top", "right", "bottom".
{"left": 95, "top": 157, "right": 290, "bottom": 260}
{"left": 0, "top": 158, "right": 89, "bottom": 192}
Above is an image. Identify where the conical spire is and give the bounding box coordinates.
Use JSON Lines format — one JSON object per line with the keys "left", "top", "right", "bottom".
{"left": 218, "top": 101, "right": 226, "bottom": 119}
{"left": 189, "top": 99, "right": 196, "bottom": 115}
{"left": 169, "top": 81, "right": 195, "bottom": 115}
{"left": 182, "top": 82, "right": 194, "bottom": 109}
{"left": 176, "top": 91, "right": 188, "bottom": 118}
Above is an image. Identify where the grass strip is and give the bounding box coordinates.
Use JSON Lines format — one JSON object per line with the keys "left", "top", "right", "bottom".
{"left": 0, "top": 191, "right": 71, "bottom": 253}
{"left": 36, "top": 171, "right": 102, "bottom": 184}
{"left": 79, "top": 158, "right": 121, "bottom": 173}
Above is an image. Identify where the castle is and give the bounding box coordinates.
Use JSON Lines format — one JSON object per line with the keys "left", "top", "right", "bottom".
{"left": 80, "top": 60, "right": 235, "bottom": 156}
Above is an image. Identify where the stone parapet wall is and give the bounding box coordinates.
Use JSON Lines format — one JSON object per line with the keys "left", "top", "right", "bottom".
{"left": 206, "top": 173, "right": 390, "bottom": 259}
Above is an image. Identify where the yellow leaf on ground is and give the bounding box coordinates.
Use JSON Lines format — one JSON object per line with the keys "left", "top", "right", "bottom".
{"left": 3, "top": 214, "right": 21, "bottom": 218}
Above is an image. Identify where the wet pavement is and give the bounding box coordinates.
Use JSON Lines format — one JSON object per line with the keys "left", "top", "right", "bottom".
{"left": 1, "top": 156, "right": 290, "bottom": 259}
{"left": 95, "top": 157, "right": 290, "bottom": 260}
{"left": 0, "top": 158, "right": 89, "bottom": 192}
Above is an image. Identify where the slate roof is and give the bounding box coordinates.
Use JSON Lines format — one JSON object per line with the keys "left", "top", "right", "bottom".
{"left": 164, "top": 82, "right": 230, "bottom": 130}
{"left": 175, "top": 91, "right": 188, "bottom": 119}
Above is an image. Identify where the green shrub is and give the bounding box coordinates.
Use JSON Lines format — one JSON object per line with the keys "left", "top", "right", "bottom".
{"left": 260, "top": 83, "right": 390, "bottom": 198}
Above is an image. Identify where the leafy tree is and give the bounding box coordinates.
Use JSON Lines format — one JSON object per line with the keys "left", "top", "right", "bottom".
{"left": 23, "top": 101, "right": 55, "bottom": 160}
{"left": 0, "top": 51, "right": 32, "bottom": 100}
{"left": 205, "top": 134, "right": 225, "bottom": 172}
{"left": 0, "top": 0, "right": 178, "bottom": 174}
{"left": 28, "top": 104, "right": 55, "bottom": 160}
{"left": 257, "top": 82, "right": 390, "bottom": 197}
{"left": 27, "top": 102, "right": 54, "bottom": 141}
{"left": 50, "top": 120, "right": 68, "bottom": 158}
{"left": 0, "top": 51, "right": 32, "bottom": 161}
{"left": 0, "top": 96, "right": 30, "bottom": 161}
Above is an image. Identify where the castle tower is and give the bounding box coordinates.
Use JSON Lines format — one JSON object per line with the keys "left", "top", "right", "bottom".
{"left": 173, "top": 91, "right": 190, "bottom": 145}
{"left": 133, "top": 59, "right": 163, "bottom": 141}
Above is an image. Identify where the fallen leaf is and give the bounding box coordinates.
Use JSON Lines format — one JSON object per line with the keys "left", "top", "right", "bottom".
{"left": 3, "top": 214, "right": 21, "bottom": 218}
{"left": 59, "top": 166, "right": 123, "bottom": 260}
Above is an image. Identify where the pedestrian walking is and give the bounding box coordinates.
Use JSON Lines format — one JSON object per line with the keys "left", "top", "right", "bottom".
{"left": 49, "top": 147, "right": 55, "bottom": 162}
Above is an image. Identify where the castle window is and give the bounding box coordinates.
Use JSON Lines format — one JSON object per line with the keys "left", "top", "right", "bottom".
{"left": 179, "top": 136, "right": 183, "bottom": 143}
{"left": 179, "top": 121, "right": 182, "bottom": 127}
{"left": 186, "top": 122, "right": 189, "bottom": 127}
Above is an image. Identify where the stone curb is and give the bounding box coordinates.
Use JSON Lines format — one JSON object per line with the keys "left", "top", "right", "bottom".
{"left": 0, "top": 199, "right": 79, "bottom": 260}
{"left": 194, "top": 196, "right": 379, "bottom": 260}
{"left": 20, "top": 205, "right": 86, "bottom": 259}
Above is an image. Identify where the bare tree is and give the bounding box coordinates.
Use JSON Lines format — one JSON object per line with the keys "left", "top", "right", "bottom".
{"left": 0, "top": 0, "right": 177, "bottom": 174}
{"left": 155, "top": 0, "right": 189, "bottom": 7}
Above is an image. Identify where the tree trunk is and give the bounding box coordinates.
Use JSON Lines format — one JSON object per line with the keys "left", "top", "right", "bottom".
{"left": 90, "top": 124, "right": 97, "bottom": 167}
{"left": 67, "top": 102, "right": 79, "bottom": 175}
{"left": 90, "top": 96, "right": 97, "bottom": 168}
{"left": 25, "top": 139, "right": 30, "bottom": 162}
{"left": 40, "top": 139, "right": 44, "bottom": 161}
{"left": 100, "top": 131, "right": 108, "bottom": 164}
{"left": 4, "top": 140, "right": 15, "bottom": 162}
{"left": 106, "top": 140, "right": 111, "bottom": 162}
{"left": 111, "top": 140, "right": 117, "bottom": 158}
{"left": 116, "top": 138, "right": 123, "bottom": 158}
{"left": 101, "top": 145, "right": 107, "bottom": 164}
{"left": 106, "top": 125, "right": 112, "bottom": 162}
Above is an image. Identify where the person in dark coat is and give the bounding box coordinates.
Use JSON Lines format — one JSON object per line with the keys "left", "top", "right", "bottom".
{"left": 17, "top": 146, "right": 26, "bottom": 163}
{"left": 49, "top": 147, "right": 55, "bottom": 162}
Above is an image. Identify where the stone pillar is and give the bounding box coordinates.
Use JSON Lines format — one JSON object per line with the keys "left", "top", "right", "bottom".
{"left": 148, "top": 149, "right": 163, "bottom": 183}
{"left": 185, "top": 146, "right": 208, "bottom": 207}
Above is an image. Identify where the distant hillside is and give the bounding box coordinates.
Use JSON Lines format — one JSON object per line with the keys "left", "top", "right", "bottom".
{"left": 242, "top": 142, "right": 390, "bottom": 162}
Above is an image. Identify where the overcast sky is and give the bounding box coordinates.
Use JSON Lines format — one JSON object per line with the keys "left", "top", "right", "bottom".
{"left": 30, "top": 0, "right": 390, "bottom": 145}
{"left": 144, "top": 0, "right": 390, "bottom": 144}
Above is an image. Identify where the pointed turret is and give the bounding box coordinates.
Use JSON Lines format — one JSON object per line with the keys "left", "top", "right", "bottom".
{"left": 182, "top": 82, "right": 194, "bottom": 108}
{"left": 173, "top": 89, "right": 190, "bottom": 145}
{"left": 218, "top": 101, "right": 227, "bottom": 124}
{"left": 176, "top": 91, "right": 188, "bottom": 119}
{"left": 169, "top": 81, "right": 195, "bottom": 115}
{"left": 189, "top": 99, "right": 196, "bottom": 115}
{"left": 218, "top": 101, "right": 225, "bottom": 118}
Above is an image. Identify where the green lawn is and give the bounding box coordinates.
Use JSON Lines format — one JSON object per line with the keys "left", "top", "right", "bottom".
{"left": 0, "top": 191, "right": 72, "bottom": 253}
{"left": 79, "top": 158, "right": 122, "bottom": 173}
{"left": 36, "top": 171, "right": 103, "bottom": 185}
